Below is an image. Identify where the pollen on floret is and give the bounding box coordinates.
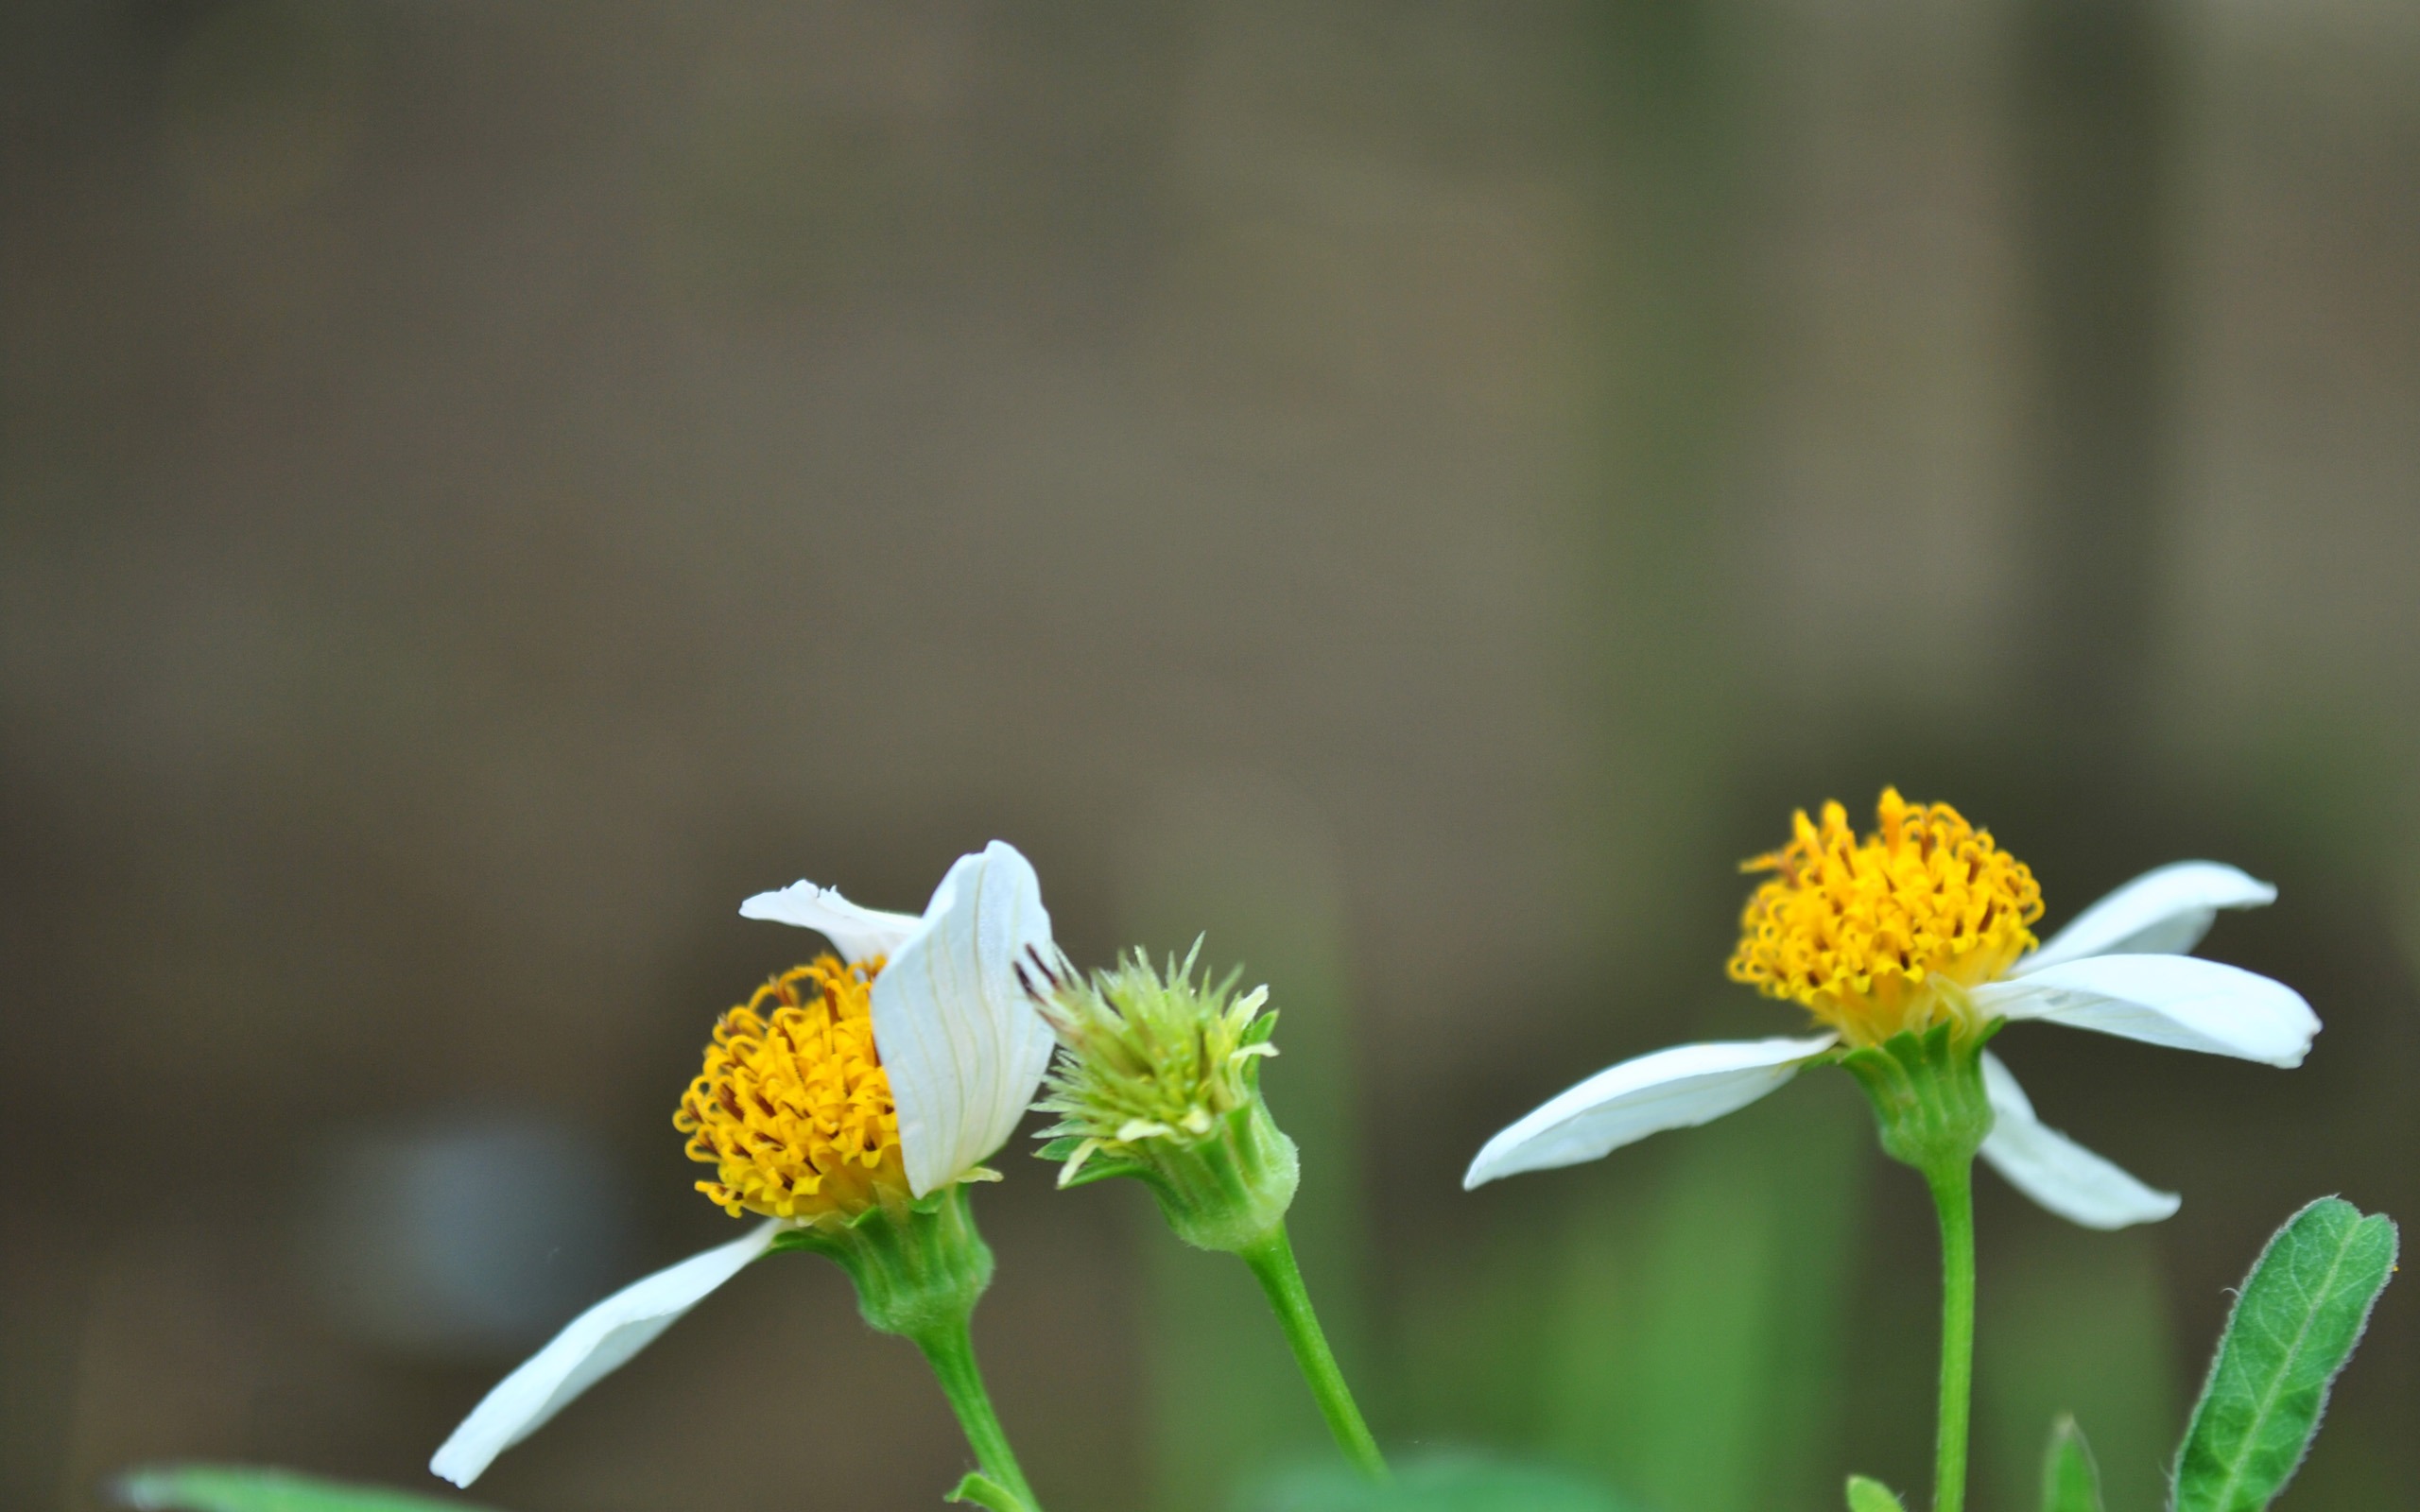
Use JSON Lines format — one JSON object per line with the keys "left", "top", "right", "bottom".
{"left": 673, "top": 956, "right": 907, "bottom": 1223}
{"left": 1726, "top": 787, "right": 2044, "bottom": 1046}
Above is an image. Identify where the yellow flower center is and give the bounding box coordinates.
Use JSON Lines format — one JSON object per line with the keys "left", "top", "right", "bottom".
{"left": 1725, "top": 788, "right": 2044, "bottom": 1046}
{"left": 674, "top": 956, "right": 907, "bottom": 1222}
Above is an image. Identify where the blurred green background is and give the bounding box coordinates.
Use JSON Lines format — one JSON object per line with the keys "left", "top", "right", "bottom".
{"left": 3, "top": 3, "right": 2415, "bottom": 1510}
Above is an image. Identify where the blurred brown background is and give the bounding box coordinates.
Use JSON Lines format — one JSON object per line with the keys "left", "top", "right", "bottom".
{"left": 4, "top": 3, "right": 2416, "bottom": 1510}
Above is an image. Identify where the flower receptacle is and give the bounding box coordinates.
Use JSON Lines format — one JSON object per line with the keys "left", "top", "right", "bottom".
{"left": 1132, "top": 1095, "right": 1302, "bottom": 1255}
{"left": 1839, "top": 1020, "right": 1998, "bottom": 1177}
{"left": 773, "top": 1182, "right": 996, "bottom": 1340}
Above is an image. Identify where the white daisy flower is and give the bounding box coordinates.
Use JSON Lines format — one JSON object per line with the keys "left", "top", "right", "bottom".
{"left": 431, "top": 841, "right": 1052, "bottom": 1487}
{"left": 1464, "top": 792, "right": 2315, "bottom": 1228}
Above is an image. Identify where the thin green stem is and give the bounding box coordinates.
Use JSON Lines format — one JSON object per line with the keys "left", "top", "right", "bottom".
{"left": 1925, "top": 1157, "right": 1978, "bottom": 1512}
{"left": 913, "top": 1316, "right": 1043, "bottom": 1512}
{"left": 1237, "top": 1222, "right": 1388, "bottom": 1480}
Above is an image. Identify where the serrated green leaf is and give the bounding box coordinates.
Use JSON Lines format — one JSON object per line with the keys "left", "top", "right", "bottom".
{"left": 112, "top": 1465, "right": 501, "bottom": 1512}
{"left": 945, "top": 1472, "right": 1033, "bottom": 1512}
{"left": 2172, "top": 1197, "right": 2399, "bottom": 1512}
{"left": 1242, "top": 1452, "right": 1633, "bottom": 1511}
{"left": 1843, "top": 1474, "right": 1907, "bottom": 1512}
{"left": 2041, "top": 1415, "right": 2103, "bottom": 1512}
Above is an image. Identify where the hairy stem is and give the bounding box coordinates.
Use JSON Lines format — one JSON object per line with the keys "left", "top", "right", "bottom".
{"left": 913, "top": 1316, "right": 1043, "bottom": 1511}
{"left": 1925, "top": 1157, "right": 1978, "bottom": 1512}
{"left": 1237, "top": 1222, "right": 1388, "bottom": 1480}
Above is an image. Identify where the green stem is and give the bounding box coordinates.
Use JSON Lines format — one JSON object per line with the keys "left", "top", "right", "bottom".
{"left": 1924, "top": 1156, "right": 1978, "bottom": 1512}
{"left": 913, "top": 1316, "right": 1044, "bottom": 1512}
{"left": 1237, "top": 1222, "right": 1388, "bottom": 1480}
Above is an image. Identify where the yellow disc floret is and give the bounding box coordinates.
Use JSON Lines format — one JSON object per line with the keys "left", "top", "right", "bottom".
{"left": 675, "top": 956, "right": 907, "bottom": 1222}
{"left": 1726, "top": 788, "right": 2044, "bottom": 1046}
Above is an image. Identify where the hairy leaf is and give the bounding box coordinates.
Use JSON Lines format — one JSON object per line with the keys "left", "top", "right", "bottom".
{"left": 2172, "top": 1197, "right": 2399, "bottom": 1512}
{"left": 1844, "top": 1474, "right": 1908, "bottom": 1512}
{"left": 2041, "top": 1415, "right": 2103, "bottom": 1512}
{"left": 113, "top": 1466, "right": 499, "bottom": 1512}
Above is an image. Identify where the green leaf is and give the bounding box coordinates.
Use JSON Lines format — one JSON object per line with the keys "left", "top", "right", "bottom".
{"left": 2040, "top": 1415, "right": 2103, "bottom": 1512}
{"left": 1843, "top": 1474, "right": 1907, "bottom": 1512}
{"left": 2172, "top": 1197, "right": 2400, "bottom": 1512}
{"left": 112, "top": 1465, "right": 502, "bottom": 1512}
{"left": 1241, "top": 1452, "right": 1634, "bottom": 1511}
{"left": 945, "top": 1472, "right": 1033, "bottom": 1512}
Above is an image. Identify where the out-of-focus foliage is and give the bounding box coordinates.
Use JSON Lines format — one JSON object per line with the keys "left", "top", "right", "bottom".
{"left": 1841, "top": 1475, "right": 1906, "bottom": 1512}
{"left": 2037, "top": 1417, "right": 2102, "bottom": 1512}
{"left": 114, "top": 1466, "right": 496, "bottom": 1512}
{"left": 1242, "top": 1452, "right": 1632, "bottom": 1512}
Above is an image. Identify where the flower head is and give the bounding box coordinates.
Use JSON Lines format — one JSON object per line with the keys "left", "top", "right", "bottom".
{"left": 1466, "top": 792, "right": 2319, "bottom": 1230}
{"left": 431, "top": 842, "right": 1054, "bottom": 1489}
{"left": 1025, "top": 943, "right": 1298, "bottom": 1254}
{"left": 741, "top": 840, "right": 1056, "bottom": 1196}
{"left": 1026, "top": 942, "right": 1279, "bottom": 1186}
{"left": 1728, "top": 788, "right": 2043, "bottom": 1046}
{"left": 676, "top": 957, "right": 907, "bottom": 1222}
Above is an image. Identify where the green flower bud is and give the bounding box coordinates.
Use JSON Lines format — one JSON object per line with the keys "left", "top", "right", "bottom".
{"left": 1021, "top": 942, "right": 1300, "bottom": 1254}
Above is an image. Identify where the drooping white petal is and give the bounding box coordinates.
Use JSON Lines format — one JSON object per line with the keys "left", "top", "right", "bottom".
{"left": 873, "top": 841, "right": 1056, "bottom": 1195}
{"left": 737, "top": 880, "right": 926, "bottom": 964}
{"left": 2014, "top": 861, "right": 2276, "bottom": 975}
{"left": 1973, "top": 954, "right": 2318, "bottom": 1068}
{"left": 1462, "top": 1035, "right": 1837, "bottom": 1190}
{"left": 1978, "top": 1053, "right": 2180, "bottom": 1229}
{"left": 429, "top": 1219, "right": 779, "bottom": 1487}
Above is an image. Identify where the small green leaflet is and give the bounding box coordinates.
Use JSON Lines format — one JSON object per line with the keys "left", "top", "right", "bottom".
{"left": 945, "top": 1472, "right": 1035, "bottom": 1512}
{"left": 2172, "top": 1196, "right": 2399, "bottom": 1512}
{"left": 1843, "top": 1474, "right": 1908, "bottom": 1512}
{"left": 113, "top": 1466, "right": 501, "bottom": 1512}
{"left": 2040, "top": 1415, "right": 2103, "bottom": 1512}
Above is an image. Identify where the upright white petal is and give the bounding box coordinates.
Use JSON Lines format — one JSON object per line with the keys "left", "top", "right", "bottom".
{"left": 1462, "top": 1035, "right": 1837, "bottom": 1190}
{"left": 429, "top": 1220, "right": 780, "bottom": 1487}
{"left": 2014, "top": 862, "right": 2276, "bottom": 975}
{"left": 873, "top": 841, "right": 1056, "bottom": 1195}
{"left": 738, "top": 880, "right": 926, "bottom": 963}
{"left": 1974, "top": 954, "right": 2318, "bottom": 1068}
{"left": 1978, "top": 1053, "right": 2180, "bottom": 1229}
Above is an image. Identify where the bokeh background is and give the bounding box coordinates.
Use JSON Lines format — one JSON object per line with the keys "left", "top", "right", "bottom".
{"left": 5, "top": 3, "right": 2416, "bottom": 1509}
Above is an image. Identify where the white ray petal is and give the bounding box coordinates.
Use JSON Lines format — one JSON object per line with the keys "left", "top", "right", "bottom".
{"left": 1978, "top": 1053, "right": 2179, "bottom": 1229}
{"left": 429, "top": 1219, "right": 779, "bottom": 1487}
{"left": 873, "top": 841, "right": 1057, "bottom": 1195}
{"left": 1462, "top": 1035, "right": 1837, "bottom": 1190}
{"left": 738, "top": 880, "right": 925, "bottom": 964}
{"left": 1973, "top": 954, "right": 2317, "bottom": 1068}
{"left": 2014, "top": 861, "right": 2275, "bottom": 975}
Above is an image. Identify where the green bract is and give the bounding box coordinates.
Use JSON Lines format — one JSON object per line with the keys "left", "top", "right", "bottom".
{"left": 768, "top": 1182, "right": 996, "bottom": 1339}
{"left": 1836, "top": 1021, "right": 1998, "bottom": 1177}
